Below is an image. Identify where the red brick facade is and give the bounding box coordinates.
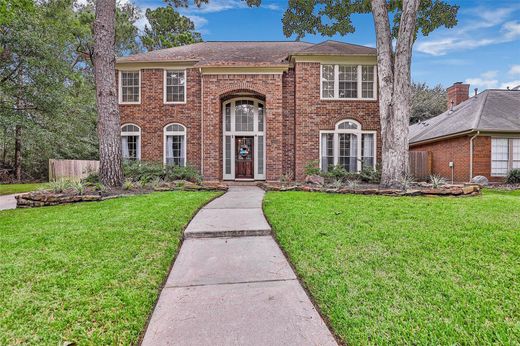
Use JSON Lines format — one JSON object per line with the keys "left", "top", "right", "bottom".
{"left": 410, "top": 135, "right": 502, "bottom": 183}
{"left": 119, "top": 64, "right": 381, "bottom": 181}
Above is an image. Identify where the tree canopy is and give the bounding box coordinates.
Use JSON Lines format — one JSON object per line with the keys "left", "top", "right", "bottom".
{"left": 142, "top": 7, "right": 202, "bottom": 51}
{"left": 410, "top": 82, "right": 447, "bottom": 124}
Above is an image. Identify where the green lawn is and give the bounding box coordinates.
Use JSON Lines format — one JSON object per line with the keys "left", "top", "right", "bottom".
{"left": 0, "top": 182, "right": 45, "bottom": 195}
{"left": 0, "top": 191, "right": 219, "bottom": 345}
{"left": 264, "top": 190, "right": 520, "bottom": 345}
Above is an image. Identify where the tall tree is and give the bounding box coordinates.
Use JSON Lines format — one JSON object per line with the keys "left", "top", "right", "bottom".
{"left": 281, "top": 0, "right": 458, "bottom": 187}
{"left": 410, "top": 82, "right": 446, "bottom": 124}
{"left": 141, "top": 6, "right": 202, "bottom": 51}
{"left": 93, "top": 0, "right": 123, "bottom": 187}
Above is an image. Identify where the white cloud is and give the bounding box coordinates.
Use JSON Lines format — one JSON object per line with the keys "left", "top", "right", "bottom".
{"left": 465, "top": 77, "right": 499, "bottom": 90}
{"left": 187, "top": 15, "right": 208, "bottom": 29}
{"left": 183, "top": 0, "right": 247, "bottom": 13}
{"left": 416, "top": 5, "right": 520, "bottom": 56}
{"left": 509, "top": 65, "right": 520, "bottom": 76}
{"left": 481, "top": 70, "right": 498, "bottom": 79}
{"left": 135, "top": 16, "right": 150, "bottom": 32}
{"left": 262, "top": 3, "right": 280, "bottom": 11}
{"left": 500, "top": 80, "right": 520, "bottom": 89}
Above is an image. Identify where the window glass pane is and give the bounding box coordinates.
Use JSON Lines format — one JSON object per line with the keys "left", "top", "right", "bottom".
{"left": 166, "top": 134, "right": 185, "bottom": 166}
{"left": 258, "top": 104, "right": 264, "bottom": 132}
{"left": 322, "top": 65, "right": 335, "bottom": 98}
{"left": 362, "top": 134, "right": 375, "bottom": 169}
{"left": 492, "top": 138, "right": 509, "bottom": 176}
{"left": 225, "top": 104, "right": 231, "bottom": 132}
{"left": 337, "top": 121, "right": 358, "bottom": 130}
{"left": 258, "top": 135, "right": 264, "bottom": 175}
{"left": 225, "top": 136, "right": 232, "bottom": 174}
{"left": 338, "top": 65, "right": 357, "bottom": 98}
{"left": 165, "top": 71, "right": 185, "bottom": 102}
{"left": 320, "top": 133, "right": 334, "bottom": 172}
{"left": 235, "top": 100, "right": 254, "bottom": 132}
{"left": 338, "top": 133, "right": 358, "bottom": 172}
{"left": 121, "top": 71, "right": 139, "bottom": 103}
{"left": 361, "top": 65, "right": 374, "bottom": 98}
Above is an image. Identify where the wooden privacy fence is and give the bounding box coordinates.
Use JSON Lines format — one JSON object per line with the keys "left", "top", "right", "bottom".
{"left": 49, "top": 159, "right": 99, "bottom": 182}
{"left": 409, "top": 151, "right": 432, "bottom": 181}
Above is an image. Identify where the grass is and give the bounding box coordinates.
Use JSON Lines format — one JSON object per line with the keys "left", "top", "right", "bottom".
{"left": 0, "top": 191, "right": 219, "bottom": 345}
{"left": 0, "top": 182, "right": 45, "bottom": 195}
{"left": 264, "top": 190, "right": 520, "bottom": 345}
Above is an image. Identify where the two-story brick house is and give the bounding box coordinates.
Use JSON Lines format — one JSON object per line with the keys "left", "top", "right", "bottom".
{"left": 116, "top": 40, "right": 381, "bottom": 182}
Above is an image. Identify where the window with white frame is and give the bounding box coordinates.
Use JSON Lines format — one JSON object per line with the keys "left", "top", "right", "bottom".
{"left": 164, "top": 123, "right": 186, "bottom": 166}
{"left": 119, "top": 71, "right": 140, "bottom": 103}
{"left": 164, "top": 70, "right": 186, "bottom": 103}
{"left": 121, "top": 124, "right": 141, "bottom": 160}
{"left": 320, "top": 119, "right": 376, "bottom": 172}
{"left": 321, "top": 64, "right": 376, "bottom": 100}
{"left": 491, "top": 138, "right": 520, "bottom": 176}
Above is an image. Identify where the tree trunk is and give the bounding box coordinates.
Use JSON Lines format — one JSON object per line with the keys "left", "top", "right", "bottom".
{"left": 14, "top": 125, "right": 21, "bottom": 181}
{"left": 93, "top": 0, "right": 124, "bottom": 187}
{"left": 372, "top": 0, "right": 420, "bottom": 188}
{"left": 2, "top": 127, "right": 7, "bottom": 164}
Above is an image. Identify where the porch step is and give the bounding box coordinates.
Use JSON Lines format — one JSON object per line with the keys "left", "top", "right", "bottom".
{"left": 225, "top": 180, "right": 259, "bottom": 186}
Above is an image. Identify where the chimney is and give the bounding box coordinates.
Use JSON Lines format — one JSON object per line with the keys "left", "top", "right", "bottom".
{"left": 447, "top": 82, "right": 470, "bottom": 110}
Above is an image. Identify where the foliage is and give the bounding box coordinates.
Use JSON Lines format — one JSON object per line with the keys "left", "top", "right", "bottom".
{"left": 123, "top": 161, "right": 202, "bottom": 183}
{"left": 83, "top": 171, "right": 100, "bottom": 185}
{"left": 264, "top": 190, "right": 520, "bottom": 344}
{"left": 69, "top": 180, "right": 86, "bottom": 195}
{"left": 506, "top": 168, "right": 520, "bottom": 184}
{"left": 141, "top": 6, "right": 202, "bottom": 51}
{"left": 0, "top": 182, "right": 44, "bottom": 195}
{"left": 304, "top": 160, "right": 321, "bottom": 176}
{"left": 429, "top": 174, "right": 446, "bottom": 188}
{"left": 0, "top": 191, "right": 219, "bottom": 344}
{"left": 399, "top": 174, "right": 415, "bottom": 190}
{"left": 410, "top": 82, "right": 447, "bottom": 124}
{"left": 122, "top": 179, "right": 134, "bottom": 190}
{"left": 281, "top": 1, "right": 458, "bottom": 40}
{"left": 46, "top": 179, "right": 71, "bottom": 193}
{"left": 359, "top": 165, "right": 381, "bottom": 184}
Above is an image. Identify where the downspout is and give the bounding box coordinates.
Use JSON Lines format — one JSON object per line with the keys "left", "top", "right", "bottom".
{"left": 199, "top": 68, "right": 204, "bottom": 178}
{"left": 469, "top": 131, "right": 480, "bottom": 181}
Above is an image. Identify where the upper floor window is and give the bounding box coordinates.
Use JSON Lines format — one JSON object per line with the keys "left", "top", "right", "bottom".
{"left": 121, "top": 124, "right": 141, "bottom": 160}
{"left": 321, "top": 64, "right": 377, "bottom": 100}
{"left": 164, "top": 70, "right": 186, "bottom": 103}
{"left": 119, "top": 71, "right": 140, "bottom": 104}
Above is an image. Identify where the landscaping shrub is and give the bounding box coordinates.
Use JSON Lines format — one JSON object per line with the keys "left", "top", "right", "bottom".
{"left": 122, "top": 161, "right": 202, "bottom": 184}
{"left": 321, "top": 165, "right": 358, "bottom": 183}
{"left": 506, "top": 168, "right": 520, "bottom": 184}
{"left": 304, "top": 160, "right": 321, "bottom": 176}
{"left": 47, "top": 179, "right": 71, "bottom": 193}
{"left": 429, "top": 174, "right": 447, "bottom": 188}
{"left": 83, "top": 171, "right": 99, "bottom": 184}
{"left": 359, "top": 165, "right": 381, "bottom": 184}
{"left": 164, "top": 164, "right": 202, "bottom": 183}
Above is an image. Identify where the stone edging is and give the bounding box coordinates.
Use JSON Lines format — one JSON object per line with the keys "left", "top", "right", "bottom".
{"left": 256, "top": 183, "right": 481, "bottom": 197}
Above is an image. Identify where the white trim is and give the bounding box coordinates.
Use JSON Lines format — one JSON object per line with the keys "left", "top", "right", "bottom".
{"left": 320, "top": 64, "right": 377, "bottom": 101}
{"left": 118, "top": 70, "right": 141, "bottom": 105}
{"left": 222, "top": 97, "right": 266, "bottom": 180}
{"left": 319, "top": 119, "right": 377, "bottom": 172}
{"left": 163, "top": 69, "right": 187, "bottom": 104}
{"left": 163, "top": 123, "right": 187, "bottom": 166}
{"left": 121, "top": 123, "right": 141, "bottom": 160}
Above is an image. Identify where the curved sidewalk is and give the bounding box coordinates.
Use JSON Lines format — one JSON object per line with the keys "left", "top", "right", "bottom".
{"left": 142, "top": 186, "right": 337, "bottom": 346}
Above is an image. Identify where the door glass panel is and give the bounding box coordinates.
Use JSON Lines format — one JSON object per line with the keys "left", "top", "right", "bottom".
{"left": 235, "top": 100, "right": 254, "bottom": 132}
{"left": 225, "top": 136, "right": 231, "bottom": 175}
{"left": 258, "top": 135, "right": 264, "bottom": 175}
{"left": 339, "top": 133, "right": 357, "bottom": 172}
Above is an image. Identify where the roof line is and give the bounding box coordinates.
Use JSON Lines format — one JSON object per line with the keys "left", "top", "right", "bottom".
{"left": 472, "top": 91, "right": 489, "bottom": 130}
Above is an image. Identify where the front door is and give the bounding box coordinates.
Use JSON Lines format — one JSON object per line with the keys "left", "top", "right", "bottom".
{"left": 235, "top": 136, "right": 254, "bottom": 179}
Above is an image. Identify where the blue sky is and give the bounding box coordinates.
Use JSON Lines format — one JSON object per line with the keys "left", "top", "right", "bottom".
{"left": 132, "top": 0, "right": 520, "bottom": 90}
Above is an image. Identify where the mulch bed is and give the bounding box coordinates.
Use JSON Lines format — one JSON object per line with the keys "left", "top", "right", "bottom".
{"left": 15, "top": 181, "right": 228, "bottom": 208}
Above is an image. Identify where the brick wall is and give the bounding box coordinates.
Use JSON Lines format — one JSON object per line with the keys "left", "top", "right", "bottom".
{"left": 119, "top": 68, "right": 202, "bottom": 170}
{"left": 293, "top": 62, "right": 381, "bottom": 180}
{"left": 410, "top": 135, "right": 501, "bottom": 182}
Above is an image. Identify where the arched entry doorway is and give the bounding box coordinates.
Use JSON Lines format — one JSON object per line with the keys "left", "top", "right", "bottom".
{"left": 222, "top": 98, "right": 266, "bottom": 180}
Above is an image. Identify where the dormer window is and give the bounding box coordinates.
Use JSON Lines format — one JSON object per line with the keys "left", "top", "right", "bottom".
{"left": 119, "top": 71, "right": 140, "bottom": 104}
{"left": 321, "top": 64, "right": 377, "bottom": 100}
{"left": 164, "top": 70, "right": 186, "bottom": 103}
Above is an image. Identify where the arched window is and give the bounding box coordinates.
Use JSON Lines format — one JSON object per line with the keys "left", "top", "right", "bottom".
{"left": 164, "top": 123, "right": 186, "bottom": 166}
{"left": 320, "top": 119, "right": 376, "bottom": 173}
{"left": 121, "top": 124, "right": 141, "bottom": 160}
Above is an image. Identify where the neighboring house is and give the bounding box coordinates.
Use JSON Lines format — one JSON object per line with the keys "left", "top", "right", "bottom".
{"left": 116, "top": 41, "right": 381, "bottom": 182}
{"left": 409, "top": 82, "right": 520, "bottom": 182}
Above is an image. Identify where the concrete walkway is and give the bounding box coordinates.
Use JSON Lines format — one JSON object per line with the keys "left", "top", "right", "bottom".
{"left": 0, "top": 194, "right": 17, "bottom": 211}
{"left": 142, "top": 186, "right": 337, "bottom": 346}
